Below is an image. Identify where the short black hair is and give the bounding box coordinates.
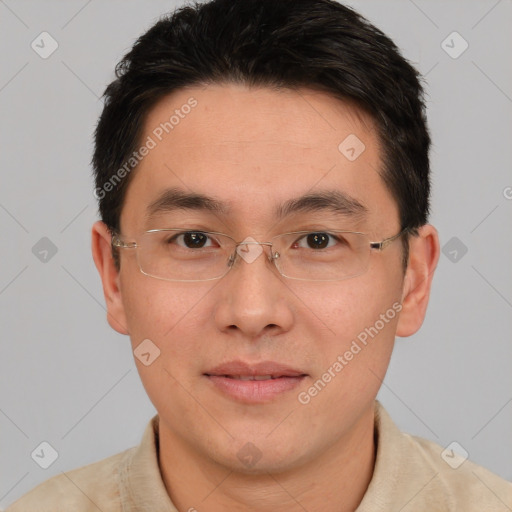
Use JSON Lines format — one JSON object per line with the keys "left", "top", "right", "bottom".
{"left": 92, "top": 0, "right": 431, "bottom": 270}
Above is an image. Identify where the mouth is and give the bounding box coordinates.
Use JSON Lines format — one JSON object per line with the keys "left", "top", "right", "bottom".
{"left": 211, "top": 375, "right": 290, "bottom": 380}
{"left": 204, "top": 360, "right": 308, "bottom": 403}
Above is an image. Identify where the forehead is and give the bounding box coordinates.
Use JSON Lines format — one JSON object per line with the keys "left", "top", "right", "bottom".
{"left": 120, "top": 83, "right": 398, "bottom": 234}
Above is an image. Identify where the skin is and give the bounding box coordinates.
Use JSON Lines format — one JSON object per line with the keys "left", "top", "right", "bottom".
{"left": 92, "top": 83, "right": 440, "bottom": 511}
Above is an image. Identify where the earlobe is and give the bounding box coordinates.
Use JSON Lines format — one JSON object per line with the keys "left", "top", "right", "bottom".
{"left": 396, "top": 224, "right": 440, "bottom": 337}
{"left": 91, "top": 221, "right": 130, "bottom": 335}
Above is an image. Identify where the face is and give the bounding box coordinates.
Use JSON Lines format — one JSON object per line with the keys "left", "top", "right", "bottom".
{"left": 95, "top": 83, "right": 424, "bottom": 473}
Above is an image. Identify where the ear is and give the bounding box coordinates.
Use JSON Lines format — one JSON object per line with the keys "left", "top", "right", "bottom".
{"left": 396, "top": 224, "right": 440, "bottom": 337}
{"left": 91, "top": 221, "right": 129, "bottom": 335}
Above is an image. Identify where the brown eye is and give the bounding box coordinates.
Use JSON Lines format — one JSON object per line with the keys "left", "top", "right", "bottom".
{"left": 293, "top": 232, "right": 334, "bottom": 250}
{"left": 183, "top": 232, "right": 208, "bottom": 248}
{"left": 168, "top": 231, "right": 214, "bottom": 249}
{"left": 306, "top": 233, "right": 330, "bottom": 249}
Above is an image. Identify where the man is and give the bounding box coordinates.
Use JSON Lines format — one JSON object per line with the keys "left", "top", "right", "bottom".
{"left": 7, "top": 0, "right": 511, "bottom": 510}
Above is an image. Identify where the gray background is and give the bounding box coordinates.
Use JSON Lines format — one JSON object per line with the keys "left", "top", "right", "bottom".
{"left": 1, "top": 0, "right": 511, "bottom": 507}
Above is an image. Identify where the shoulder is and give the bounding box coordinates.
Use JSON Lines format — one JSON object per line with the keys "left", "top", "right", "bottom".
{"left": 403, "top": 430, "right": 512, "bottom": 510}
{"left": 366, "top": 402, "right": 512, "bottom": 512}
{"left": 5, "top": 447, "right": 134, "bottom": 512}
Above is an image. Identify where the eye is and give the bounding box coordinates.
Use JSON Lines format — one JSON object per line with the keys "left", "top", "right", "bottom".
{"left": 294, "top": 232, "right": 342, "bottom": 250}
{"left": 169, "top": 231, "right": 217, "bottom": 249}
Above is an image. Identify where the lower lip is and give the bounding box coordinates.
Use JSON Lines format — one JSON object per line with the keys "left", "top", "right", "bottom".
{"left": 205, "top": 375, "right": 306, "bottom": 403}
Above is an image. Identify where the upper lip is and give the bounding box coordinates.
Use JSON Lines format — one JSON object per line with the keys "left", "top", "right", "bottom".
{"left": 205, "top": 360, "right": 307, "bottom": 378}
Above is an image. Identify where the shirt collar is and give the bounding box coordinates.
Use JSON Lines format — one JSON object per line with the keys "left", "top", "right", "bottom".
{"left": 355, "top": 401, "right": 442, "bottom": 511}
{"left": 118, "top": 401, "right": 439, "bottom": 511}
{"left": 118, "top": 414, "right": 178, "bottom": 512}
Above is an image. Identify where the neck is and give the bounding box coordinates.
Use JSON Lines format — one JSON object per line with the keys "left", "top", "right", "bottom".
{"left": 158, "top": 405, "right": 376, "bottom": 512}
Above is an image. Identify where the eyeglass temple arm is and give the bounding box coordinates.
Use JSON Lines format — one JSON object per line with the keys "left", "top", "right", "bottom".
{"left": 370, "top": 227, "right": 409, "bottom": 251}
{"left": 111, "top": 233, "right": 137, "bottom": 249}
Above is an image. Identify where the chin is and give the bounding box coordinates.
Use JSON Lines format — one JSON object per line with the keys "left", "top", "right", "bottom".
{"left": 213, "top": 434, "right": 313, "bottom": 475}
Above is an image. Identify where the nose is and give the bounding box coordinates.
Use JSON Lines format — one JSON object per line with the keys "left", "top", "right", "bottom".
{"left": 213, "top": 239, "right": 294, "bottom": 340}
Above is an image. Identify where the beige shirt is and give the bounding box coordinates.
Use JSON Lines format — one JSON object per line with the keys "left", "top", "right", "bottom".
{"left": 6, "top": 401, "right": 512, "bottom": 511}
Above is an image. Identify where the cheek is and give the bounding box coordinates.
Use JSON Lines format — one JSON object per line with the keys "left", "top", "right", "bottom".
{"left": 304, "top": 276, "right": 401, "bottom": 342}
{"left": 294, "top": 282, "right": 400, "bottom": 430}
{"left": 119, "top": 276, "right": 215, "bottom": 415}
{"left": 119, "top": 272, "right": 214, "bottom": 362}
{"left": 303, "top": 273, "right": 402, "bottom": 385}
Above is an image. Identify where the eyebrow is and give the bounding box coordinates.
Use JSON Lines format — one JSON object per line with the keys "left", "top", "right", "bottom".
{"left": 276, "top": 190, "right": 367, "bottom": 220}
{"left": 145, "top": 187, "right": 368, "bottom": 222}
